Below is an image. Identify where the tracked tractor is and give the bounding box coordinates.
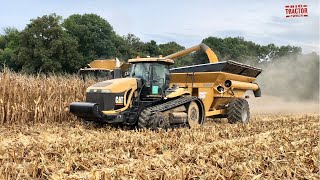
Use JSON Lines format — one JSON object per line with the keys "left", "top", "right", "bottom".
{"left": 70, "top": 43, "right": 262, "bottom": 129}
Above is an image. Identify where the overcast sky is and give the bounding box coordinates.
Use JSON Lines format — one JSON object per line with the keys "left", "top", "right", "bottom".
{"left": 0, "top": 0, "right": 319, "bottom": 53}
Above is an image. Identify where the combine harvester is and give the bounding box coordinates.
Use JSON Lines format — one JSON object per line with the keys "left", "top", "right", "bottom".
{"left": 79, "top": 59, "right": 130, "bottom": 80}
{"left": 70, "top": 43, "right": 262, "bottom": 129}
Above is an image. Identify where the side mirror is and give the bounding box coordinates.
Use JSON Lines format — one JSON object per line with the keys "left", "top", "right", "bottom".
{"left": 123, "top": 71, "right": 130, "bottom": 77}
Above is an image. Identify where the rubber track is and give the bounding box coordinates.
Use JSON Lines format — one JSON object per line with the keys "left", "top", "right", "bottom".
{"left": 138, "top": 96, "right": 199, "bottom": 129}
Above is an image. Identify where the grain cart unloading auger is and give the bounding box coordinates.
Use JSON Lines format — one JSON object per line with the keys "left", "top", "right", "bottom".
{"left": 70, "top": 43, "right": 262, "bottom": 129}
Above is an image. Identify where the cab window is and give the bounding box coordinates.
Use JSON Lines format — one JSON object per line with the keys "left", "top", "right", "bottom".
{"left": 130, "top": 63, "right": 150, "bottom": 81}
{"left": 152, "top": 63, "right": 169, "bottom": 87}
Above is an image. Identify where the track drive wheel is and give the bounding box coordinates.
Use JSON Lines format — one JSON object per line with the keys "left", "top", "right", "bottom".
{"left": 226, "top": 98, "right": 250, "bottom": 123}
{"left": 138, "top": 109, "right": 152, "bottom": 129}
{"left": 187, "top": 101, "right": 201, "bottom": 128}
{"left": 156, "top": 113, "right": 170, "bottom": 130}
{"left": 137, "top": 109, "right": 157, "bottom": 130}
{"left": 138, "top": 110, "right": 170, "bottom": 130}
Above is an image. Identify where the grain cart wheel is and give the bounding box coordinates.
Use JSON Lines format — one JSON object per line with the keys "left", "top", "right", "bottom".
{"left": 187, "top": 101, "right": 201, "bottom": 128}
{"left": 226, "top": 99, "right": 250, "bottom": 123}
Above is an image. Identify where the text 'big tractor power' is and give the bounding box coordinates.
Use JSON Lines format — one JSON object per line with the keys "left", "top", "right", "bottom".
{"left": 70, "top": 43, "right": 262, "bottom": 129}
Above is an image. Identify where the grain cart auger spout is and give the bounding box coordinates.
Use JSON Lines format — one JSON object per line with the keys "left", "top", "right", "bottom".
{"left": 164, "top": 43, "right": 219, "bottom": 63}
{"left": 70, "top": 43, "right": 262, "bottom": 129}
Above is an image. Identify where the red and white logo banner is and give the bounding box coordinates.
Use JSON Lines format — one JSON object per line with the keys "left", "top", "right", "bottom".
{"left": 285, "top": 4, "right": 308, "bottom": 18}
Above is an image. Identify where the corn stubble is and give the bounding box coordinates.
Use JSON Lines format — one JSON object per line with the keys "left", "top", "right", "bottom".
{"left": 0, "top": 69, "right": 319, "bottom": 179}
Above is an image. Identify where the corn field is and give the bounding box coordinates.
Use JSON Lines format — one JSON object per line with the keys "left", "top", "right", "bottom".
{"left": 0, "top": 69, "right": 319, "bottom": 179}
{"left": 0, "top": 68, "right": 94, "bottom": 125}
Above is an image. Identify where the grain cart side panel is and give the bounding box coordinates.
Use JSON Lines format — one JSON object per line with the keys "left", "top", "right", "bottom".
{"left": 170, "top": 60, "right": 262, "bottom": 117}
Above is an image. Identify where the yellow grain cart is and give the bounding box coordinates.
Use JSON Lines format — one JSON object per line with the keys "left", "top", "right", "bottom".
{"left": 70, "top": 43, "right": 262, "bottom": 129}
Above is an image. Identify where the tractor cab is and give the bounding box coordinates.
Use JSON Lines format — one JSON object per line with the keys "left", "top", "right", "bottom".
{"left": 128, "top": 57, "right": 173, "bottom": 99}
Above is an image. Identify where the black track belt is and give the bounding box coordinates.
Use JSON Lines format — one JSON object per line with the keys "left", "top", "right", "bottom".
{"left": 148, "top": 96, "right": 198, "bottom": 114}
{"left": 138, "top": 96, "right": 201, "bottom": 129}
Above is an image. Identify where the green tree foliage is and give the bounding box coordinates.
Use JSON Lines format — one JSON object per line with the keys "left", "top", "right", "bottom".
{"left": 189, "top": 36, "right": 303, "bottom": 67}
{"left": 62, "top": 14, "right": 119, "bottom": 62}
{"left": 158, "top": 42, "right": 192, "bottom": 67}
{"left": 192, "top": 36, "right": 260, "bottom": 65}
{"left": 145, "top": 40, "right": 160, "bottom": 57}
{"left": 117, "top": 33, "right": 148, "bottom": 60}
{"left": 277, "top": 45, "right": 302, "bottom": 58}
{"left": 117, "top": 35, "right": 163, "bottom": 60}
{"left": 0, "top": 27, "right": 19, "bottom": 49}
{"left": 257, "top": 43, "right": 278, "bottom": 62}
{"left": 17, "top": 14, "right": 83, "bottom": 73}
{"left": 0, "top": 27, "right": 20, "bottom": 70}
{"left": 159, "top": 41, "right": 184, "bottom": 56}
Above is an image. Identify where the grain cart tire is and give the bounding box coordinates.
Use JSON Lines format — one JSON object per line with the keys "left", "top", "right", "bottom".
{"left": 226, "top": 99, "right": 250, "bottom": 124}
{"left": 187, "top": 101, "right": 201, "bottom": 128}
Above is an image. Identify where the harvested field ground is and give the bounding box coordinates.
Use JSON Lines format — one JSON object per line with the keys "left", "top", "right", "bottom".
{"left": 0, "top": 70, "right": 319, "bottom": 179}
{"left": 0, "top": 113, "right": 319, "bottom": 179}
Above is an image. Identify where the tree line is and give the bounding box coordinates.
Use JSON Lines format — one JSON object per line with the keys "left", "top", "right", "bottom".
{"left": 0, "top": 13, "right": 316, "bottom": 74}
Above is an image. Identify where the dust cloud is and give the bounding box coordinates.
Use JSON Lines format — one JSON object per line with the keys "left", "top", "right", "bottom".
{"left": 247, "top": 95, "right": 319, "bottom": 114}
{"left": 248, "top": 53, "right": 319, "bottom": 114}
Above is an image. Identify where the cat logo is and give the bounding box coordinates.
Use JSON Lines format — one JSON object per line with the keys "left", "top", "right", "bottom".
{"left": 115, "top": 96, "right": 124, "bottom": 105}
